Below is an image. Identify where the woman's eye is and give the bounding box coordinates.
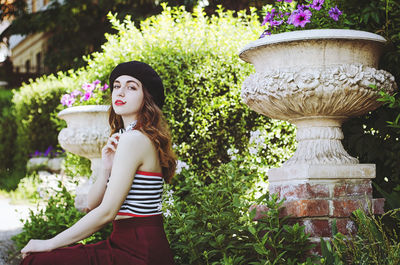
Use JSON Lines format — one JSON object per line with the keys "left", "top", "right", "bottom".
{"left": 128, "top": 86, "right": 136, "bottom": 90}
{"left": 113, "top": 85, "right": 120, "bottom": 89}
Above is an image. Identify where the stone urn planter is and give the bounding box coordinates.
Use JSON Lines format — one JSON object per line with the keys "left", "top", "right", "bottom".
{"left": 58, "top": 105, "right": 110, "bottom": 211}
{"left": 239, "top": 29, "right": 397, "bottom": 243}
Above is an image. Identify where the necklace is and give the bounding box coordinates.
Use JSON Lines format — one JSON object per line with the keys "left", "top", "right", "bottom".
{"left": 119, "top": 120, "right": 137, "bottom": 134}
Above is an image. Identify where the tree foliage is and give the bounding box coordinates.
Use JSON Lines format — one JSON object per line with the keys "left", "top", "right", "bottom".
{"left": 1, "top": 0, "right": 166, "bottom": 72}
{"left": 0, "top": 0, "right": 274, "bottom": 73}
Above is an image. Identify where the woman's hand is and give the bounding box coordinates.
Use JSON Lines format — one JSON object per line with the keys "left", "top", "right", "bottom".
{"left": 101, "top": 133, "right": 121, "bottom": 171}
{"left": 21, "top": 239, "right": 54, "bottom": 259}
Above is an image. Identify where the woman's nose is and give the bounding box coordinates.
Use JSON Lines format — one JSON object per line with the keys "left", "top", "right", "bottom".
{"left": 117, "top": 87, "right": 125, "bottom": 96}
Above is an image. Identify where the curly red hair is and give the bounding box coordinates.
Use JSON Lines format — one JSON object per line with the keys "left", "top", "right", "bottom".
{"left": 108, "top": 87, "right": 176, "bottom": 183}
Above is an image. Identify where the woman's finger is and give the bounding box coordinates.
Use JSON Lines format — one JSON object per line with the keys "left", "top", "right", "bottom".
{"left": 108, "top": 133, "right": 120, "bottom": 145}
{"left": 104, "top": 143, "right": 116, "bottom": 152}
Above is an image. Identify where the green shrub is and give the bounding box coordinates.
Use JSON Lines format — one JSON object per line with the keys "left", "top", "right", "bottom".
{"left": 0, "top": 89, "right": 19, "bottom": 189}
{"left": 4, "top": 173, "right": 41, "bottom": 204}
{"left": 164, "top": 158, "right": 315, "bottom": 264}
{"left": 12, "top": 75, "right": 75, "bottom": 177}
{"left": 12, "top": 183, "right": 112, "bottom": 250}
{"left": 62, "top": 152, "right": 92, "bottom": 179}
{"left": 321, "top": 209, "right": 400, "bottom": 265}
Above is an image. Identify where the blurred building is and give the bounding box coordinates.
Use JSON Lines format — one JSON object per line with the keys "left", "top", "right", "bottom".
{"left": 10, "top": 31, "right": 50, "bottom": 75}
{"left": 1, "top": 0, "right": 52, "bottom": 86}
{"left": 10, "top": 0, "right": 52, "bottom": 73}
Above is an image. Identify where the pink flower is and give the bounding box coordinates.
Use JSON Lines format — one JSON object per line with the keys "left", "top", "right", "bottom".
{"left": 101, "top": 84, "right": 109, "bottom": 91}
{"left": 70, "top": 89, "right": 82, "bottom": 98}
{"left": 60, "top": 94, "right": 75, "bottom": 107}
{"left": 81, "top": 91, "right": 93, "bottom": 101}
{"left": 92, "top": 79, "right": 101, "bottom": 87}
{"left": 291, "top": 9, "right": 312, "bottom": 28}
{"left": 82, "top": 83, "right": 95, "bottom": 93}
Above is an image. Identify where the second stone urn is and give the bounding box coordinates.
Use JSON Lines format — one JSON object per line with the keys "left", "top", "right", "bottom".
{"left": 239, "top": 29, "right": 397, "bottom": 243}
{"left": 58, "top": 105, "right": 110, "bottom": 211}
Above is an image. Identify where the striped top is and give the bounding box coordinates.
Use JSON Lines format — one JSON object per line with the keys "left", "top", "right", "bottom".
{"left": 117, "top": 170, "right": 164, "bottom": 217}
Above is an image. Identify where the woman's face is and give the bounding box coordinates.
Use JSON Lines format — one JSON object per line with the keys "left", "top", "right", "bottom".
{"left": 112, "top": 75, "right": 144, "bottom": 119}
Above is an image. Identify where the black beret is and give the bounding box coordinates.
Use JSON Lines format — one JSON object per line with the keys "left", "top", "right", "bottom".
{"left": 109, "top": 61, "right": 165, "bottom": 109}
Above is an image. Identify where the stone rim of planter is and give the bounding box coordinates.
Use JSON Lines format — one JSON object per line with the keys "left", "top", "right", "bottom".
{"left": 58, "top": 104, "right": 110, "bottom": 117}
{"left": 239, "top": 29, "right": 386, "bottom": 61}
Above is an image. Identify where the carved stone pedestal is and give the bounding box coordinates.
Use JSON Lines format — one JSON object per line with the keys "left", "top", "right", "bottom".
{"left": 239, "top": 29, "right": 397, "bottom": 252}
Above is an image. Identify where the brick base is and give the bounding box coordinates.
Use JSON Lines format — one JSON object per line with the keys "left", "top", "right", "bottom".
{"left": 252, "top": 164, "right": 385, "bottom": 254}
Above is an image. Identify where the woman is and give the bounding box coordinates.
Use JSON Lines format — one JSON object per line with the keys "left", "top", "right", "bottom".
{"left": 20, "top": 61, "right": 176, "bottom": 265}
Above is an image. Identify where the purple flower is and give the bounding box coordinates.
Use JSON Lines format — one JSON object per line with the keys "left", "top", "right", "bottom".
{"left": 262, "top": 11, "right": 274, "bottom": 26}
{"left": 82, "top": 83, "right": 95, "bottom": 93}
{"left": 92, "top": 79, "right": 101, "bottom": 87}
{"left": 81, "top": 91, "right": 93, "bottom": 101}
{"left": 329, "top": 6, "right": 342, "bottom": 21}
{"left": 61, "top": 94, "right": 75, "bottom": 107}
{"left": 298, "top": 4, "right": 310, "bottom": 11}
{"left": 259, "top": 30, "right": 272, "bottom": 38}
{"left": 291, "top": 9, "right": 312, "bottom": 27}
{"left": 270, "top": 20, "right": 284, "bottom": 27}
{"left": 43, "top": 146, "right": 53, "bottom": 157}
{"left": 284, "top": 0, "right": 293, "bottom": 2}
{"left": 101, "top": 84, "right": 109, "bottom": 91}
{"left": 311, "top": 0, "right": 324, "bottom": 11}
{"left": 70, "top": 89, "right": 82, "bottom": 98}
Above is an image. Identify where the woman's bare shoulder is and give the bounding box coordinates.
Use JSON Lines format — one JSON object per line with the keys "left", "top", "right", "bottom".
{"left": 119, "top": 130, "right": 152, "bottom": 149}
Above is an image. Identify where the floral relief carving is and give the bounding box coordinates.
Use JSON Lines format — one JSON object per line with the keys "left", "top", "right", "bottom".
{"left": 242, "top": 64, "right": 396, "bottom": 121}
{"left": 241, "top": 63, "right": 396, "bottom": 165}
{"left": 58, "top": 127, "right": 109, "bottom": 158}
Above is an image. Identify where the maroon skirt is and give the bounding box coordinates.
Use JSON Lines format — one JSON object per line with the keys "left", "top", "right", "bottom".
{"left": 20, "top": 215, "right": 174, "bottom": 265}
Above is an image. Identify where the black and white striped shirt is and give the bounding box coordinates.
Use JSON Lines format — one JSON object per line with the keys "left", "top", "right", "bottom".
{"left": 117, "top": 170, "right": 164, "bottom": 217}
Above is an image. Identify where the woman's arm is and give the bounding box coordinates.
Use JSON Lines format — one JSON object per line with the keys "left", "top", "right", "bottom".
{"left": 87, "top": 167, "right": 111, "bottom": 211}
{"left": 21, "top": 131, "right": 151, "bottom": 255}
{"left": 87, "top": 132, "right": 120, "bottom": 211}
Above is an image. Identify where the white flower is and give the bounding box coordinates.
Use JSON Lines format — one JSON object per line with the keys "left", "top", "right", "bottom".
{"left": 249, "top": 129, "right": 265, "bottom": 146}
{"left": 249, "top": 146, "right": 258, "bottom": 155}
{"left": 163, "top": 209, "right": 172, "bottom": 217}
{"left": 166, "top": 197, "right": 175, "bottom": 206}
{"left": 176, "top": 160, "right": 189, "bottom": 174}
{"left": 166, "top": 189, "right": 174, "bottom": 197}
{"left": 157, "top": 202, "right": 163, "bottom": 211}
{"left": 227, "top": 147, "right": 239, "bottom": 156}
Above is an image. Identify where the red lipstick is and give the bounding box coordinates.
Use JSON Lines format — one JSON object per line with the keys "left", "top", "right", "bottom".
{"left": 114, "top": 100, "right": 126, "bottom": 106}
